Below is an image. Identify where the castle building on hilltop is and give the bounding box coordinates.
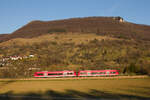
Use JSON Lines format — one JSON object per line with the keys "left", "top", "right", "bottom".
{"left": 113, "top": 16, "right": 124, "bottom": 22}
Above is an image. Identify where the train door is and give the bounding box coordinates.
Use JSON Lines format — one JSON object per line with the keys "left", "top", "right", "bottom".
{"left": 44, "top": 72, "right": 47, "bottom": 77}
{"left": 87, "top": 72, "right": 91, "bottom": 76}
{"left": 63, "top": 72, "right": 67, "bottom": 76}
{"left": 106, "top": 71, "right": 109, "bottom": 75}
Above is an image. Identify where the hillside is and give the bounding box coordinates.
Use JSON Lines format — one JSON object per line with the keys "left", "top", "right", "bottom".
{"left": 1, "top": 16, "right": 150, "bottom": 42}
{"left": 0, "top": 33, "right": 121, "bottom": 47}
{"left": 0, "top": 32, "right": 150, "bottom": 78}
{"left": 0, "top": 17, "right": 150, "bottom": 78}
{"left": 0, "top": 34, "right": 8, "bottom": 41}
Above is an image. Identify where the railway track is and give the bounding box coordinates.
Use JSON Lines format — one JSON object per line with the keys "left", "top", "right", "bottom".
{"left": 0, "top": 75, "right": 149, "bottom": 81}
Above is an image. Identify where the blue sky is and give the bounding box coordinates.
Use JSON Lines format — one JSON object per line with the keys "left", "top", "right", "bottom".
{"left": 0, "top": 0, "right": 150, "bottom": 34}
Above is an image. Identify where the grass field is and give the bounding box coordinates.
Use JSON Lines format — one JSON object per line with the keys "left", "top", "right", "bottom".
{"left": 0, "top": 77, "right": 150, "bottom": 100}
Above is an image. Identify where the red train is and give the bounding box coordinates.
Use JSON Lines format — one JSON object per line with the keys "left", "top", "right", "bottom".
{"left": 78, "top": 70, "right": 119, "bottom": 77}
{"left": 34, "top": 70, "right": 119, "bottom": 78}
{"left": 34, "top": 70, "right": 76, "bottom": 78}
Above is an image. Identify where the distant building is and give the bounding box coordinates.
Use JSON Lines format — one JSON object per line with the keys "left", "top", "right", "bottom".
{"left": 10, "top": 56, "right": 22, "bottom": 60}
{"left": 28, "top": 67, "right": 40, "bottom": 71}
{"left": 113, "top": 16, "right": 124, "bottom": 22}
{"left": 29, "top": 55, "right": 34, "bottom": 58}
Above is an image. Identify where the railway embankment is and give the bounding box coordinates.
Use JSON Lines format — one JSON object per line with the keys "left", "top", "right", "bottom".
{"left": 0, "top": 75, "right": 149, "bottom": 81}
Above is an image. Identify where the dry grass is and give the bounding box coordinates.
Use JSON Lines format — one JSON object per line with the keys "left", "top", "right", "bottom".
{"left": 0, "top": 77, "right": 150, "bottom": 99}
{"left": 0, "top": 33, "right": 121, "bottom": 47}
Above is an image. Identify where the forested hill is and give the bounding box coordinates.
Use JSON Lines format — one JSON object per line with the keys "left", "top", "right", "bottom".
{"left": 0, "top": 17, "right": 150, "bottom": 78}
{"left": 1, "top": 16, "right": 150, "bottom": 42}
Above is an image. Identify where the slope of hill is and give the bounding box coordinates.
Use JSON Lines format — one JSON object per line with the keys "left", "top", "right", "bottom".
{"left": 0, "top": 16, "right": 150, "bottom": 42}
{"left": 0, "top": 17, "right": 150, "bottom": 78}
{"left": 0, "top": 34, "right": 9, "bottom": 41}
{"left": 0, "top": 33, "right": 121, "bottom": 47}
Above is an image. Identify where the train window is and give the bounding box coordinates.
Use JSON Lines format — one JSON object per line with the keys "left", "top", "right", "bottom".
{"left": 91, "top": 72, "right": 97, "bottom": 74}
{"left": 110, "top": 72, "right": 116, "bottom": 74}
{"left": 92, "top": 72, "right": 105, "bottom": 74}
{"left": 48, "top": 73, "right": 63, "bottom": 75}
{"left": 100, "top": 72, "right": 105, "bottom": 74}
{"left": 80, "top": 72, "right": 87, "bottom": 75}
{"left": 67, "top": 72, "right": 73, "bottom": 75}
{"left": 37, "top": 73, "right": 44, "bottom": 76}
